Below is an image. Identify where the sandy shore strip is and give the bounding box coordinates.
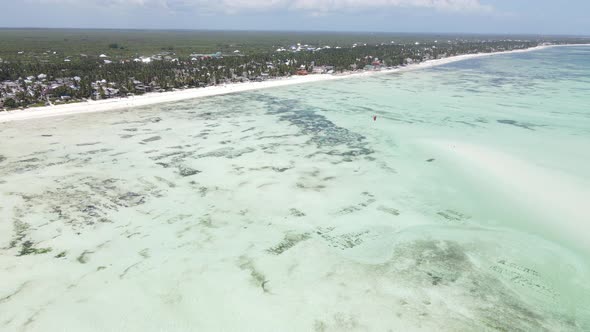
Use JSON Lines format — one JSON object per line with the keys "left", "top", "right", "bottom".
{"left": 0, "top": 44, "right": 586, "bottom": 123}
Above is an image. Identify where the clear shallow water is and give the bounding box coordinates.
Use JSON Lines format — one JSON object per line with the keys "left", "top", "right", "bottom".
{"left": 1, "top": 46, "right": 589, "bottom": 331}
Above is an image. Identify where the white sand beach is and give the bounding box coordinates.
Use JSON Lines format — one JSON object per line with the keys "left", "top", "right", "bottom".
{"left": 1, "top": 43, "right": 589, "bottom": 331}
{"left": 0, "top": 44, "right": 571, "bottom": 124}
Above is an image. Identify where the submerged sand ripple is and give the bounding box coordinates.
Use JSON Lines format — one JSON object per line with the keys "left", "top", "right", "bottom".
{"left": 1, "top": 46, "right": 590, "bottom": 331}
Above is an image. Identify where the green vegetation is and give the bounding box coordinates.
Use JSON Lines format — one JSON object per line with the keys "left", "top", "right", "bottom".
{"left": 267, "top": 233, "right": 311, "bottom": 255}
{"left": 1, "top": 29, "right": 588, "bottom": 61}
{"left": 238, "top": 256, "right": 270, "bottom": 293}
{"left": 55, "top": 251, "right": 67, "bottom": 258}
{"left": 1, "top": 29, "right": 588, "bottom": 110}
{"left": 9, "top": 219, "right": 29, "bottom": 249}
{"left": 17, "top": 240, "right": 52, "bottom": 256}
{"left": 77, "top": 250, "right": 92, "bottom": 264}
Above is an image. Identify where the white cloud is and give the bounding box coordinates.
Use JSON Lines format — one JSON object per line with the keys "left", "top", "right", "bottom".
{"left": 28, "top": 0, "right": 493, "bottom": 14}
{"left": 289, "top": 0, "right": 492, "bottom": 13}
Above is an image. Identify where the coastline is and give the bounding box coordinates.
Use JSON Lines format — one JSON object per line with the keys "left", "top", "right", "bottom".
{"left": 0, "top": 44, "right": 585, "bottom": 123}
{"left": 1, "top": 40, "right": 590, "bottom": 331}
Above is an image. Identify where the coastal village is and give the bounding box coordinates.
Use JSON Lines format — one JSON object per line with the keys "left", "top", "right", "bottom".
{"left": 0, "top": 38, "right": 556, "bottom": 110}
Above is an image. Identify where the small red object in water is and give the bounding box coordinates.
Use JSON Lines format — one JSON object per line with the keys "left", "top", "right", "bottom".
{"left": 373, "top": 115, "right": 377, "bottom": 121}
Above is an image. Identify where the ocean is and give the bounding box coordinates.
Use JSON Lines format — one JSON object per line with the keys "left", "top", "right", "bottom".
{"left": 1, "top": 46, "right": 589, "bottom": 331}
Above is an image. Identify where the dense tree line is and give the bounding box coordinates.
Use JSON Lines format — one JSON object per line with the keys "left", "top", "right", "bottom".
{"left": 0, "top": 40, "right": 540, "bottom": 109}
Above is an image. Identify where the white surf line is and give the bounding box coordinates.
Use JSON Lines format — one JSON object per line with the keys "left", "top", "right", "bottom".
{"left": 1, "top": 44, "right": 588, "bottom": 123}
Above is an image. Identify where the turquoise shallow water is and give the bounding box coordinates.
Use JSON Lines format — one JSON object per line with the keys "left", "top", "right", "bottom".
{"left": 1, "top": 46, "right": 589, "bottom": 331}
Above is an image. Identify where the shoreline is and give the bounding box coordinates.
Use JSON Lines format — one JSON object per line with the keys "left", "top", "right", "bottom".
{"left": 0, "top": 44, "right": 586, "bottom": 123}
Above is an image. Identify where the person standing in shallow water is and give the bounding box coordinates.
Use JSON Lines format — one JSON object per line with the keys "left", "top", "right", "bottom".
{"left": 373, "top": 115, "right": 377, "bottom": 121}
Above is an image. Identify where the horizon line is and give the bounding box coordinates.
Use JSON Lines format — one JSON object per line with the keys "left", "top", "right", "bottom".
{"left": 0, "top": 27, "right": 589, "bottom": 38}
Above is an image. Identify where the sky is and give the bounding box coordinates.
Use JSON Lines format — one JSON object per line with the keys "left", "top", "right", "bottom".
{"left": 1, "top": 0, "right": 589, "bottom": 35}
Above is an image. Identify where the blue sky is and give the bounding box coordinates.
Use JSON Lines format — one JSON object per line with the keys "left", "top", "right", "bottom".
{"left": 1, "top": 0, "right": 589, "bottom": 35}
